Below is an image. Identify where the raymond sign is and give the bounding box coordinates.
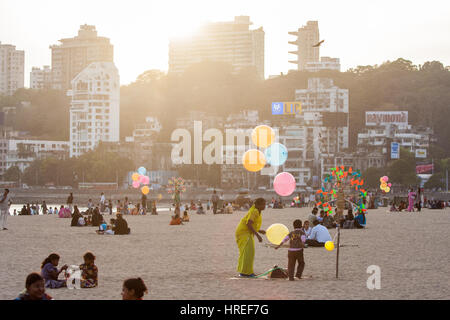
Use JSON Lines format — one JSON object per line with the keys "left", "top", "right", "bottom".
{"left": 365, "top": 111, "right": 408, "bottom": 126}
{"left": 272, "top": 102, "right": 302, "bottom": 115}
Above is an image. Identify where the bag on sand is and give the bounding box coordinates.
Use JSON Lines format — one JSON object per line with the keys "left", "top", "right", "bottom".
{"left": 268, "top": 266, "right": 288, "bottom": 279}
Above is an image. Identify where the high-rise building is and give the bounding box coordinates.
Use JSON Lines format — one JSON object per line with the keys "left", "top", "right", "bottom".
{"left": 50, "top": 25, "right": 114, "bottom": 91}
{"left": 68, "top": 62, "right": 120, "bottom": 158}
{"left": 169, "top": 16, "right": 265, "bottom": 79}
{"left": 289, "top": 21, "right": 320, "bottom": 71}
{"left": 30, "top": 66, "right": 52, "bottom": 90}
{"left": 0, "top": 42, "right": 24, "bottom": 96}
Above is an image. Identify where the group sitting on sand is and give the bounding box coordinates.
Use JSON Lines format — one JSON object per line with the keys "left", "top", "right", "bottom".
{"left": 96, "top": 214, "right": 130, "bottom": 235}
{"left": 16, "top": 251, "right": 147, "bottom": 300}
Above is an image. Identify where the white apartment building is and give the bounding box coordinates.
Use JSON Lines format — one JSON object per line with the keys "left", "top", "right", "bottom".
{"left": 169, "top": 16, "right": 265, "bottom": 79}
{"left": 357, "top": 124, "right": 432, "bottom": 159}
{"left": 68, "top": 62, "right": 120, "bottom": 158}
{"left": 30, "top": 66, "right": 52, "bottom": 90}
{"left": 0, "top": 139, "right": 69, "bottom": 174}
{"left": 305, "top": 57, "right": 341, "bottom": 72}
{"left": 289, "top": 21, "right": 320, "bottom": 71}
{"left": 0, "top": 42, "right": 24, "bottom": 96}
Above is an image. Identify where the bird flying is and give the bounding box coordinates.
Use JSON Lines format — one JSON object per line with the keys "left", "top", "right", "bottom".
{"left": 312, "top": 40, "right": 325, "bottom": 47}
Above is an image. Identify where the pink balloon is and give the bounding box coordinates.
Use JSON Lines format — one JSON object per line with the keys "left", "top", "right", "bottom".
{"left": 273, "top": 172, "right": 296, "bottom": 196}
{"left": 388, "top": 183, "right": 392, "bottom": 187}
{"left": 138, "top": 175, "right": 146, "bottom": 183}
{"left": 132, "top": 180, "right": 140, "bottom": 188}
{"left": 382, "top": 176, "right": 389, "bottom": 182}
{"left": 142, "top": 176, "right": 150, "bottom": 185}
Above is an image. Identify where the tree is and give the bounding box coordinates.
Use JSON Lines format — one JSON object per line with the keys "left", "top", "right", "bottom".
{"left": 387, "top": 148, "right": 419, "bottom": 187}
{"left": 362, "top": 167, "right": 385, "bottom": 189}
{"left": 2, "top": 166, "right": 21, "bottom": 181}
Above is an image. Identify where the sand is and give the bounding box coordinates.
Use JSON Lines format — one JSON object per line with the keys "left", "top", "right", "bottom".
{"left": 0, "top": 207, "right": 449, "bottom": 300}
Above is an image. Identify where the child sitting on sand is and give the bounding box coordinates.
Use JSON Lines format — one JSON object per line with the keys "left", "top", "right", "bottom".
{"left": 79, "top": 252, "right": 98, "bottom": 288}
{"left": 196, "top": 204, "right": 205, "bottom": 214}
{"left": 275, "top": 219, "right": 306, "bottom": 281}
{"left": 182, "top": 210, "right": 190, "bottom": 222}
{"left": 15, "top": 273, "right": 53, "bottom": 300}
{"left": 41, "top": 253, "right": 68, "bottom": 288}
{"left": 122, "top": 277, "right": 148, "bottom": 300}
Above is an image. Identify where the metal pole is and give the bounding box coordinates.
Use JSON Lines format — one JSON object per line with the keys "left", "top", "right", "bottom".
{"left": 336, "top": 226, "right": 340, "bottom": 279}
{"left": 446, "top": 169, "right": 448, "bottom": 193}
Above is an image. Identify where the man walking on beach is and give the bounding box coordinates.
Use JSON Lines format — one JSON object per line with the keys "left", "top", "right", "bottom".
{"left": 0, "top": 189, "right": 11, "bottom": 230}
{"left": 211, "top": 190, "right": 219, "bottom": 214}
{"left": 67, "top": 193, "right": 74, "bottom": 213}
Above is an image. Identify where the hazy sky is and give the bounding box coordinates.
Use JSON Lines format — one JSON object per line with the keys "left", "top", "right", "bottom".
{"left": 1, "top": 0, "right": 450, "bottom": 86}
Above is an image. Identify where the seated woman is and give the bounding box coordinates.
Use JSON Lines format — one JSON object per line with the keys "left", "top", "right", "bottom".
{"left": 113, "top": 214, "right": 130, "bottom": 235}
{"left": 341, "top": 209, "right": 355, "bottom": 229}
{"left": 182, "top": 211, "right": 190, "bottom": 222}
{"left": 354, "top": 210, "right": 366, "bottom": 228}
{"left": 15, "top": 273, "right": 53, "bottom": 300}
{"left": 196, "top": 205, "right": 205, "bottom": 214}
{"left": 40, "top": 253, "right": 68, "bottom": 288}
{"left": 190, "top": 200, "right": 196, "bottom": 211}
{"left": 225, "top": 202, "right": 234, "bottom": 214}
{"left": 79, "top": 252, "right": 98, "bottom": 288}
{"left": 398, "top": 201, "right": 407, "bottom": 212}
{"left": 170, "top": 213, "right": 183, "bottom": 225}
{"left": 322, "top": 213, "right": 336, "bottom": 229}
{"left": 390, "top": 202, "right": 398, "bottom": 212}
{"left": 71, "top": 206, "right": 83, "bottom": 226}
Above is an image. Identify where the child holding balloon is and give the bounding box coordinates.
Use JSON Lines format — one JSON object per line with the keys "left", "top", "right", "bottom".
{"left": 275, "top": 219, "right": 306, "bottom": 281}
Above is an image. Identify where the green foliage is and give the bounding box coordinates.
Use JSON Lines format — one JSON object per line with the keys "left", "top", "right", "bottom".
{"left": 362, "top": 167, "right": 386, "bottom": 189}
{"left": 387, "top": 148, "right": 420, "bottom": 187}
{"left": 0, "top": 88, "right": 69, "bottom": 140}
{"left": 2, "top": 166, "right": 21, "bottom": 181}
{"left": 120, "top": 58, "right": 450, "bottom": 158}
{"left": 21, "top": 144, "right": 134, "bottom": 186}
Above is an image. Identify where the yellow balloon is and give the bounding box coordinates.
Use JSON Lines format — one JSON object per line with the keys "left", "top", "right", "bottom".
{"left": 381, "top": 182, "right": 387, "bottom": 188}
{"left": 242, "top": 149, "right": 266, "bottom": 172}
{"left": 251, "top": 125, "right": 275, "bottom": 148}
{"left": 385, "top": 187, "right": 390, "bottom": 193}
{"left": 325, "top": 241, "right": 335, "bottom": 251}
{"left": 132, "top": 173, "right": 140, "bottom": 181}
{"left": 266, "top": 223, "right": 289, "bottom": 245}
{"left": 141, "top": 186, "right": 150, "bottom": 195}
{"left": 158, "top": 194, "right": 162, "bottom": 200}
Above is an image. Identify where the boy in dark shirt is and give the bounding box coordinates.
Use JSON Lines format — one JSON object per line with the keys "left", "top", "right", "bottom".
{"left": 275, "top": 219, "right": 306, "bottom": 281}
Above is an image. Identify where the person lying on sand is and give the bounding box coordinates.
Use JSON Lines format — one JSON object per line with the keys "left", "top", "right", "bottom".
{"left": 122, "top": 278, "right": 148, "bottom": 300}
{"left": 170, "top": 213, "right": 183, "bottom": 225}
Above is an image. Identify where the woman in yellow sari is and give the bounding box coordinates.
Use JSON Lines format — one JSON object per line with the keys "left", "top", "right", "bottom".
{"left": 235, "top": 198, "right": 266, "bottom": 277}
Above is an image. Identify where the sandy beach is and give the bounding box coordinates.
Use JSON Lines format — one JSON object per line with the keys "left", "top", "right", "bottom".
{"left": 0, "top": 207, "right": 449, "bottom": 300}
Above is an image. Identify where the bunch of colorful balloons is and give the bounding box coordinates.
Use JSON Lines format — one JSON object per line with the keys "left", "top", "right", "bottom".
{"left": 380, "top": 176, "right": 392, "bottom": 193}
{"left": 131, "top": 167, "right": 150, "bottom": 195}
{"left": 242, "top": 125, "right": 296, "bottom": 197}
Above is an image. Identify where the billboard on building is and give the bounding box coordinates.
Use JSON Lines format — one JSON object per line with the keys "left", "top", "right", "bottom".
{"left": 365, "top": 111, "right": 408, "bottom": 126}
{"left": 272, "top": 102, "right": 302, "bottom": 115}
{"left": 390, "top": 142, "right": 400, "bottom": 159}
{"left": 415, "top": 149, "right": 427, "bottom": 158}
{"left": 416, "top": 164, "right": 433, "bottom": 174}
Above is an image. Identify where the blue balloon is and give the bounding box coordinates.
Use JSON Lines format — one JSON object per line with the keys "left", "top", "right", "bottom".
{"left": 138, "top": 167, "right": 147, "bottom": 175}
{"left": 264, "top": 143, "right": 288, "bottom": 166}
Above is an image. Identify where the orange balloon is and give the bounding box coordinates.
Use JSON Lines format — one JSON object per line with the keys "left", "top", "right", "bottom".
{"left": 242, "top": 149, "right": 266, "bottom": 172}
{"left": 141, "top": 186, "right": 150, "bottom": 195}
{"left": 251, "top": 125, "right": 275, "bottom": 148}
{"left": 132, "top": 173, "right": 140, "bottom": 181}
